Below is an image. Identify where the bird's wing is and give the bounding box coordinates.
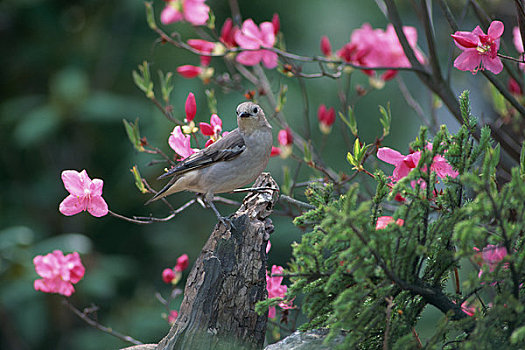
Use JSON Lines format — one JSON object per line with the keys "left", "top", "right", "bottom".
{"left": 158, "top": 128, "right": 246, "bottom": 180}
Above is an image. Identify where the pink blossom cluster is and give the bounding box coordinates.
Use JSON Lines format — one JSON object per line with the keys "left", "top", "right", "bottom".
{"left": 176, "top": 15, "right": 280, "bottom": 81}
{"left": 162, "top": 254, "right": 190, "bottom": 285}
{"left": 266, "top": 265, "right": 294, "bottom": 319}
{"left": 168, "top": 92, "right": 229, "bottom": 160}
{"left": 375, "top": 216, "right": 404, "bottom": 230}
{"left": 451, "top": 21, "right": 504, "bottom": 74}
{"left": 377, "top": 143, "right": 458, "bottom": 186}
{"left": 322, "top": 23, "right": 426, "bottom": 82}
{"left": 161, "top": 0, "right": 210, "bottom": 26}
{"left": 473, "top": 244, "right": 508, "bottom": 278}
{"left": 33, "top": 250, "right": 85, "bottom": 297}
{"left": 271, "top": 127, "right": 293, "bottom": 159}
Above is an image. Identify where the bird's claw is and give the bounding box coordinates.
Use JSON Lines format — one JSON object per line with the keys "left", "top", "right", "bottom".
{"left": 218, "top": 215, "right": 236, "bottom": 230}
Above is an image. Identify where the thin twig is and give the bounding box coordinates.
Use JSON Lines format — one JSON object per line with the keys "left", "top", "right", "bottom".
{"left": 63, "top": 299, "right": 143, "bottom": 345}
{"left": 108, "top": 198, "right": 196, "bottom": 224}
{"left": 383, "top": 296, "right": 394, "bottom": 350}
{"left": 279, "top": 195, "right": 315, "bottom": 210}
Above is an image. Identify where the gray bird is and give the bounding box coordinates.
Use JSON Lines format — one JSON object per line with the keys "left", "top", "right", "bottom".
{"left": 146, "top": 102, "right": 273, "bottom": 226}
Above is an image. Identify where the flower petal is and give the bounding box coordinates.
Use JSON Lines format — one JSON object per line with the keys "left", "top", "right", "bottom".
{"left": 236, "top": 51, "right": 262, "bottom": 66}
{"left": 87, "top": 196, "right": 108, "bottom": 217}
{"left": 488, "top": 20, "right": 504, "bottom": 39}
{"left": 199, "top": 122, "right": 214, "bottom": 136}
{"left": 377, "top": 147, "right": 405, "bottom": 165}
{"left": 61, "top": 170, "right": 86, "bottom": 196}
{"left": 453, "top": 50, "right": 481, "bottom": 72}
{"left": 259, "top": 21, "right": 276, "bottom": 47}
{"left": 161, "top": 5, "right": 183, "bottom": 25}
{"left": 261, "top": 50, "right": 278, "bottom": 69}
{"left": 90, "top": 178, "right": 104, "bottom": 197}
{"left": 482, "top": 56, "right": 503, "bottom": 74}
{"left": 183, "top": 0, "right": 209, "bottom": 26}
{"left": 59, "top": 195, "right": 85, "bottom": 216}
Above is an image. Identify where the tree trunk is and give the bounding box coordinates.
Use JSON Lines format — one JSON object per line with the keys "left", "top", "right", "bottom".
{"left": 124, "top": 173, "right": 278, "bottom": 350}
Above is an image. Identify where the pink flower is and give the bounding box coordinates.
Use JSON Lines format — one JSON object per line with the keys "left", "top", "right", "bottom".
{"left": 481, "top": 245, "right": 507, "bottom": 273}
{"left": 509, "top": 78, "right": 523, "bottom": 96}
{"left": 377, "top": 144, "right": 458, "bottom": 183}
{"left": 513, "top": 27, "right": 525, "bottom": 71}
{"left": 461, "top": 300, "right": 476, "bottom": 317}
{"left": 272, "top": 13, "right": 280, "bottom": 35}
{"left": 33, "top": 250, "right": 85, "bottom": 297}
{"left": 278, "top": 128, "right": 293, "bottom": 146}
{"left": 185, "top": 92, "right": 197, "bottom": 122}
{"left": 266, "top": 241, "right": 272, "bottom": 254}
{"left": 266, "top": 265, "right": 294, "bottom": 318}
{"left": 175, "top": 254, "right": 189, "bottom": 272}
{"left": 162, "top": 268, "right": 175, "bottom": 283}
{"left": 168, "top": 310, "right": 178, "bottom": 324}
{"left": 59, "top": 170, "right": 108, "bottom": 217}
{"left": 451, "top": 21, "right": 504, "bottom": 74}
{"left": 377, "top": 147, "right": 422, "bottom": 182}
{"left": 199, "top": 114, "right": 223, "bottom": 139}
{"left": 234, "top": 19, "right": 278, "bottom": 69}
{"left": 376, "top": 216, "right": 404, "bottom": 230}
{"left": 513, "top": 26, "right": 524, "bottom": 53}
{"left": 220, "top": 18, "right": 238, "bottom": 48}
{"left": 277, "top": 128, "right": 293, "bottom": 159}
{"left": 338, "top": 23, "right": 426, "bottom": 80}
{"left": 177, "top": 65, "right": 203, "bottom": 79}
{"left": 317, "top": 104, "right": 336, "bottom": 134}
{"left": 169, "top": 126, "right": 195, "bottom": 160}
{"left": 188, "top": 39, "right": 215, "bottom": 66}
{"left": 320, "top": 36, "right": 332, "bottom": 57}
{"left": 161, "top": 0, "right": 209, "bottom": 26}
{"left": 270, "top": 146, "right": 281, "bottom": 157}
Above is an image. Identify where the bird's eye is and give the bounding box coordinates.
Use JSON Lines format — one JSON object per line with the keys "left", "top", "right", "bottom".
{"left": 252, "top": 107, "right": 258, "bottom": 114}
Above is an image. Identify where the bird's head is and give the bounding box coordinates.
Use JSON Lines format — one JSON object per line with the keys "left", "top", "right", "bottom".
{"left": 236, "top": 102, "right": 271, "bottom": 133}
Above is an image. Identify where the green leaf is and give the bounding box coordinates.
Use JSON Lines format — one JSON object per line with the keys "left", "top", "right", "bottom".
{"left": 347, "top": 152, "right": 356, "bottom": 167}
{"left": 132, "top": 61, "right": 154, "bottom": 99}
{"left": 123, "top": 118, "right": 145, "bottom": 152}
{"left": 378, "top": 102, "right": 391, "bottom": 137}
{"left": 303, "top": 141, "right": 312, "bottom": 163}
{"left": 276, "top": 84, "right": 288, "bottom": 112}
{"left": 353, "top": 138, "right": 360, "bottom": 160}
{"left": 144, "top": 2, "right": 157, "bottom": 30}
{"left": 520, "top": 141, "right": 525, "bottom": 178}
{"left": 206, "top": 9, "right": 215, "bottom": 30}
{"left": 205, "top": 89, "right": 217, "bottom": 115}
{"left": 158, "top": 70, "right": 174, "bottom": 104}
{"left": 130, "top": 165, "right": 148, "bottom": 194}
{"left": 339, "top": 106, "right": 357, "bottom": 136}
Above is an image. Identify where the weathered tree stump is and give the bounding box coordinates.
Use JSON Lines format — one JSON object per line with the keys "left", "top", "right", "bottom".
{"left": 123, "top": 173, "right": 278, "bottom": 350}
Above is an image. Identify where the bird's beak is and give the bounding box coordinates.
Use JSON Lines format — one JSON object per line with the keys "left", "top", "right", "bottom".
{"left": 239, "top": 112, "right": 251, "bottom": 118}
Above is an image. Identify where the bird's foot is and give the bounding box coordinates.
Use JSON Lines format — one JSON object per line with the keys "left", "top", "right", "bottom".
{"left": 205, "top": 196, "right": 236, "bottom": 230}
{"left": 217, "top": 215, "right": 236, "bottom": 230}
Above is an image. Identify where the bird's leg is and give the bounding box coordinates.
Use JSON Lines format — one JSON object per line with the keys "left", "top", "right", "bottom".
{"left": 232, "top": 186, "right": 280, "bottom": 194}
{"left": 204, "top": 193, "right": 235, "bottom": 229}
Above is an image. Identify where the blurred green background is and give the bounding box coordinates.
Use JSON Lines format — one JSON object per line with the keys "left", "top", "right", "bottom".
{"left": 0, "top": 0, "right": 518, "bottom": 349}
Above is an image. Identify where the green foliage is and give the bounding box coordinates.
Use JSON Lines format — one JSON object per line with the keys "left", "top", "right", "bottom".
{"left": 378, "top": 102, "right": 391, "bottom": 137}
{"left": 339, "top": 106, "right": 358, "bottom": 137}
{"left": 132, "top": 61, "right": 155, "bottom": 99}
{"left": 287, "top": 93, "right": 525, "bottom": 349}
{"left": 123, "top": 118, "right": 145, "bottom": 152}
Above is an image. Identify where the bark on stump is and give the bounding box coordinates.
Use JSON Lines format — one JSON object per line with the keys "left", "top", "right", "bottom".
{"left": 131, "top": 173, "right": 278, "bottom": 350}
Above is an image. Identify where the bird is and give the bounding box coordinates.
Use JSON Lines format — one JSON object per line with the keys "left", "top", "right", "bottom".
{"left": 146, "top": 101, "right": 273, "bottom": 227}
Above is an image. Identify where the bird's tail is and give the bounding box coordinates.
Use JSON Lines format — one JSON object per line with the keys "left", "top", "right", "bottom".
{"left": 144, "top": 175, "right": 179, "bottom": 205}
